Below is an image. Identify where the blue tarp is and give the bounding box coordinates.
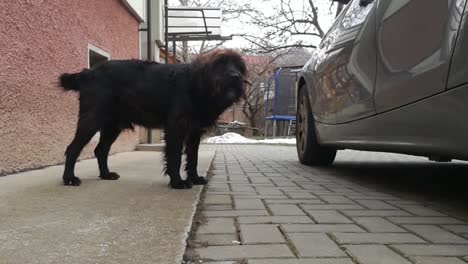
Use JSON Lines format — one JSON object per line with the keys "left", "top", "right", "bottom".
{"left": 265, "top": 115, "right": 296, "bottom": 121}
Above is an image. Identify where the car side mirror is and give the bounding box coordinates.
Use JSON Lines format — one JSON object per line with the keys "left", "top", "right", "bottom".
{"left": 331, "top": 0, "right": 351, "bottom": 4}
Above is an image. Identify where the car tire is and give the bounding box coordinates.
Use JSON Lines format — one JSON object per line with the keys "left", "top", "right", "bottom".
{"left": 296, "top": 87, "right": 337, "bottom": 166}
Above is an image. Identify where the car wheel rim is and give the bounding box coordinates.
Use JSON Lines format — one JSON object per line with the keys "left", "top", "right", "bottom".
{"left": 297, "top": 96, "right": 308, "bottom": 154}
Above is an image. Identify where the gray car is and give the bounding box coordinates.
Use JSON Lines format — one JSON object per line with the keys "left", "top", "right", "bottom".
{"left": 297, "top": 0, "right": 468, "bottom": 165}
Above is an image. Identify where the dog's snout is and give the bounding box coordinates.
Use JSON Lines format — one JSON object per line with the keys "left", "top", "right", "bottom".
{"left": 228, "top": 71, "right": 241, "bottom": 78}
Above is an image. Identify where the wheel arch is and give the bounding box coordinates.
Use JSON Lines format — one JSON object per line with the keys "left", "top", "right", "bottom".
{"left": 297, "top": 76, "right": 314, "bottom": 118}
{"left": 297, "top": 77, "right": 308, "bottom": 109}
{"left": 296, "top": 82, "right": 337, "bottom": 166}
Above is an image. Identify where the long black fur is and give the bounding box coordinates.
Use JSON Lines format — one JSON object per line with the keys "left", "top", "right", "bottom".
{"left": 59, "top": 49, "right": 247, "bottom": 189}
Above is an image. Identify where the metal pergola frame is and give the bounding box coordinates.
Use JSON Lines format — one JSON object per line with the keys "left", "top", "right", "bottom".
{"left": 163, "top": 2, "right": 232, "bottom": 64}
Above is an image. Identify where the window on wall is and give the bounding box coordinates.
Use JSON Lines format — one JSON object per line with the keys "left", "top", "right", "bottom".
{"left": 88, "top": 44, "right": 110, "bottom": 68}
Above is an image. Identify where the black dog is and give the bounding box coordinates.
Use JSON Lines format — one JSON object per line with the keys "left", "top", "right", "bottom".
{"left": 59, "top": 49, "right": 247, "bottom": 189}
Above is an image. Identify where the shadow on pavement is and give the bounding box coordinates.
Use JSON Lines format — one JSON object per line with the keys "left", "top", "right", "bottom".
{"left": 328, "top": 159, "right": 468, "bottom": 219}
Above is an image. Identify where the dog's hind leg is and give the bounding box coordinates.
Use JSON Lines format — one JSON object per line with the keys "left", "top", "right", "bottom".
{"left": 185, "top": 129, "right": 207, "bottom": 185}
{"left": 94, "top": 125, "right": 122, "bottom": 180}
{"left": 63, "top": 115, "right": 99, "bottom": 186}
{"left": 164, "top": 127, "right": 192, "bottom": 189}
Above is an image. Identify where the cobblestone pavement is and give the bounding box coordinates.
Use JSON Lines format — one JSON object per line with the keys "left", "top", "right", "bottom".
{"left": 185, "top": 145, "right": 468, "bottom": 264}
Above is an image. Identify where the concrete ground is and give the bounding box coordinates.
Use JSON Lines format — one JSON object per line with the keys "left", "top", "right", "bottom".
{"left": 186, "top": 145, "right": 468, "bottom": 264}
{"left": 0, "top": 151, "right": 215, "bottom": 264}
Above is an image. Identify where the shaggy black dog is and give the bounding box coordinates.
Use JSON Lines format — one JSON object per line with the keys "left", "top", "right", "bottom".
{"left": 59, "top": 49, "right": 247, "bottom": 189}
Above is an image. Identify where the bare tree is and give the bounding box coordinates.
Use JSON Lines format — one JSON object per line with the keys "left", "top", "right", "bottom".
{"left": 241, "top": 62, "right": 271, "bottom": 132}
{"left": 241, "top": 0, "right": 327, "bottom": 53}
{"left": 239, "top": 51, "right": 290, "bottom": 133}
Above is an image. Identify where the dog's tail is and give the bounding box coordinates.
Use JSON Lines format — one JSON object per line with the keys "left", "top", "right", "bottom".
{"left": 59, "top": 69, "right": 87, "bottom": 91}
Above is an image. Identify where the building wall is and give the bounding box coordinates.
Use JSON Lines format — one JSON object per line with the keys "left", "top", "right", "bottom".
{"left": 0, "top": 0, "right": 140, "bottom": 175}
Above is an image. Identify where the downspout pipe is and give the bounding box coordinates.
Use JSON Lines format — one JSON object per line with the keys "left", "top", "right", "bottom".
{"left": 146, "top": 0, "right": 153, "bottom": 143}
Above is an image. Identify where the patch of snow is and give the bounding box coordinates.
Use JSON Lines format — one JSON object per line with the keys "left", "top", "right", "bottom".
{"left": 203, "top": 133, "right": 296, "bottom": 145}
{"left": 204, "top": 132, "right": 256, "bottom": 144}
{"left": 257, "top": 138, "right": 296, "bottom": 144}
{"left": 228, "top": 120, "right": 247, "bottom": 126}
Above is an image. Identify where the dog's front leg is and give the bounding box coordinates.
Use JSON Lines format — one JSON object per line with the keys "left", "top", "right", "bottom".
{"left": 185, "top": 129, "right": 207, "bottom": 185}
{"left": 164, "top": 127, "right": 192, "bottom": 189}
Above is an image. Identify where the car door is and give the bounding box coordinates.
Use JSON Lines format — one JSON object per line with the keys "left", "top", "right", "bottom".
{"left": 374, "top": 0, "right": 467, "bottom": 113}
{"left": 312, "top": 0, "right": 378, "bottom": 124}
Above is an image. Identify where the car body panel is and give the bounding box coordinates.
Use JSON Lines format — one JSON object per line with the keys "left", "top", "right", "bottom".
{"left": 298, "top": 0, "right": 468, "bottom": 161}
{"left": 316, "top": 83, "right": 468, "bottom": 160}
{"left": 302, "top": 53, "right": 337, "bottom": 124}
{"left": 373, "top": 0, "right": 465, "bottom": 113}
{"left": 305, "top": 0, "right": 378, "bottom": 124}
{"left": 302, "top": 9, "right": 347, "bottom": 124}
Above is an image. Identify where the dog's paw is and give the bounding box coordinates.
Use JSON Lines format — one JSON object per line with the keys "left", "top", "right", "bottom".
{"left": 189, "top": 176, "right": 207, "bottom": 185}
{"left": 184, "top": 180, "right": 193, "bottom": 189}
{"left": 100, "top": 172, "right": 120, "bottom": 180}
{"left": 63, "top": 176, "right": 81, "bottom": 186}
{"left": 170, "top": 180, "right": 193, "bottom": 189}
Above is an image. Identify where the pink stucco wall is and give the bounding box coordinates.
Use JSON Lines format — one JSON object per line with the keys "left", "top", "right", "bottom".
{"left": 0, "top": 0, "right": 140, "bottom": 175}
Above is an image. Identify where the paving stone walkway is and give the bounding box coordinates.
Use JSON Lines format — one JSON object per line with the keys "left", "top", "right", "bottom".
{"left": 185, "top": 145, "right": 468, "bottom": 264}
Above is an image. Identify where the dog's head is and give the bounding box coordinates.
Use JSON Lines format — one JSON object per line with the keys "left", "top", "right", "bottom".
{"left": 192, "top": 49, "right": 249, "bottom": 108}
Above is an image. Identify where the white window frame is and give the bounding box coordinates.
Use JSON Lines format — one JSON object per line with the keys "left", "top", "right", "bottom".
{"left": 87, "top": 43, "right": 110, "bottom": 68}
